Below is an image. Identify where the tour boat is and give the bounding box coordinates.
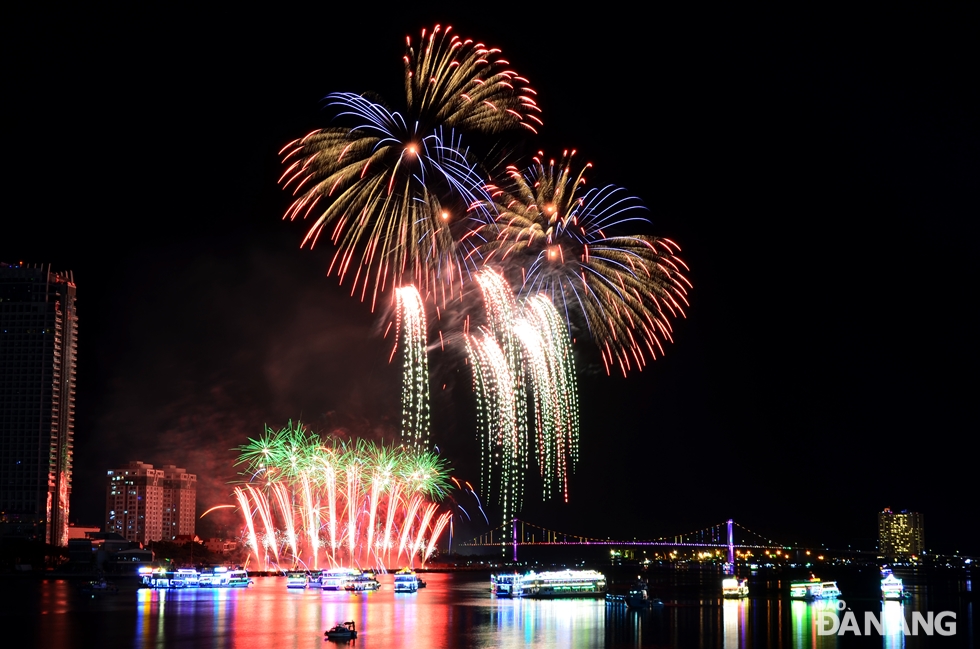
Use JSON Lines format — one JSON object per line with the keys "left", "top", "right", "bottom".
{"left": 722, "top": 577, "right": 750, "bottom": 598}
{"left": 227, "top": 569, "right": 253, "bottom": 588}
{"left": 789, "top": 576, "right": 841, "bottom": 600}
{"left": 345, "top": 572, "right": 380, "bottom": 592}
{"left": 320, "top": 567, "right": 361, "bottom": 591}
{"left": 492, "top": 569, "right": 606, "bottom": 599}
{"left": 286, "top": 571, "right": 310, "bottom": 589}
{"left": 490, "top": 572, "right": 522, "bottom": 597}
{"left": 394, "top": 568, "right": 420, "bottom": 593}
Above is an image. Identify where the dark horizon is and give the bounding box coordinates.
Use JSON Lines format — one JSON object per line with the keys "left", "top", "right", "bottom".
{"left": 4, "top": 7, "right": 977, "bottom": 555}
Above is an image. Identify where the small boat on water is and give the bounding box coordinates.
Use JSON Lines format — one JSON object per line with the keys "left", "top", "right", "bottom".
{"left": 80, "top": 577, "right": 118, "bottom": 594}
{"left": 881, "top": 567, "right": 910, "bottom": 600}
{"left": 606, "top": 577, "right": 662, "bottom": 609}
{"left": 722, "top": 577, "right": 749, "bottom": 599}
{"left": 324, "top": 621, "right": 357, "bottom": 640}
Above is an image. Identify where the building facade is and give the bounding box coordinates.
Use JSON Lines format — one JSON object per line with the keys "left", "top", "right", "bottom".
{"left": 0, "top": 262, "right": 78, "bottom": 546}
{"left": 878, "top": 508, "right": 925, "bottom": 558}
{"left": 106, "top": 461, "right": 196, "bottom": 544}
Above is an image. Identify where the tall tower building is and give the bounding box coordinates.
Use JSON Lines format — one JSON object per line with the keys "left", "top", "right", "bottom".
{"left": 0, "top": 262, "right": 78, "bottom": 546}
{"left": 878, "top": 508, "right": 925, "bottom": 559}
{"left": 106, "top": 461, "right": 196, "bottom": 544}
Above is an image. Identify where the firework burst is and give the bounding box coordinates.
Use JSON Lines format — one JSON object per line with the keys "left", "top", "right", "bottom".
{"left": 281, "top": 25, "right": 540, "bottom": 307}
{"left": 478, "top": 150, "right": 692, "bottom": 376}
{"left": 234, "top": 421, "right": 452, "bottom": 570}
{"left": 405, "top": 24, "right": 542, "bottom": 134}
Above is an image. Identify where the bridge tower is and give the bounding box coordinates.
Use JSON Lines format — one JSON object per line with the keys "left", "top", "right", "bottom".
{"left": 727, "top": 519, "right": 735, "bottom": 564}
{"left": 513, "top": 518, "right": 518, "bottom": 562}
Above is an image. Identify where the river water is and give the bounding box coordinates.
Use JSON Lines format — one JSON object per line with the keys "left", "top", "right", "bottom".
{"left": 3, "top": 568, "right": 974, "bottom": 648}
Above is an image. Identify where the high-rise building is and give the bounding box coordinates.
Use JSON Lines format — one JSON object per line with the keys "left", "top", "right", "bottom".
{"left": 105, "top": 461, "right": 196, "bottom": 544}
{"left": 160, "top": 465, "right": 197, "bottom": 539}
{"left": 878, "top": 508, "right": 925, "bottom": 558}
{"left": 0, "top": 262, "right": 78, "bottom": 546}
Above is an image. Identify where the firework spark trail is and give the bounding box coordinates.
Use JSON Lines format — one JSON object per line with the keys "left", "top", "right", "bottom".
{"left": 460, "top": 269, "right": 582, "bottom": 527}
{"left": 395, "top": 286, "right": 431, "bottom": 450}
{"left": 464, "top": 327, "right": 520, "bottom": 529}
{"left": 271, "top": 482, "right": 298, "bottom": 561}
{"left": 475, "top": 269, "right": 529, "bottom": 497}
{"left": 425, "top": 512, "right": 453, "bottom": 561}
{"left": 233, "top": 486, "right": 259, "bottom": 568}
{"left": 299, "top": 473, "right": 320, "bottom": 570}
{"left": 519, "top": 294, "right": 580, "bottom": 501}
{"left": 235, "top": 422, "right": 452, "bottom": 569}
{"left": 247, "top": 484, "right": 280, "bottom": 567}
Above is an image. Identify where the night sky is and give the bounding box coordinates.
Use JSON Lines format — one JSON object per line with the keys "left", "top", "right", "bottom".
{"left": 5, "top": 7, "right": 977, "bottom": 555}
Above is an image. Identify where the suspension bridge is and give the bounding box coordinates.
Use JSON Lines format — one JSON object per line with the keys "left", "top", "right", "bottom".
{"left": 458, "top": 519, "right": 810, "bottom": 563}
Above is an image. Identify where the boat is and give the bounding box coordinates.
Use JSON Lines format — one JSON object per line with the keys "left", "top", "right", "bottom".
{"left": 606, "top": 577, "right": 661, "bottom": 609}
{"left": 286, "top": 571, "right": 310, "bottom": 589}
{"left": 80, "top": 577, "right": 118, "bottom": 594}
{"left": 199, "top": 568, "right": 227, "bottom": 587}
{"left": 491, "top": 569, "right": 607, "bottom": 599}
{"left": 394, "top": 568, "right": 420, "bottom": 593}
{"left": 324, "top": 621, "right": 357, "bottom": 640}
{"left": 626, "top": 579, "right": 661, "bottom": 609}
{"left": 142, "top": 568, "right": 182, "bottom": 588}
{"left": 345, "top": 572, "right": 380, "bottom": 592}
{"left": 490, "top": 572, "right": 522, "bottom": 597}
{"left": 173, "top": 568, "right": 200, "bottom": 587}
{"left": 227, "top": 569, "right": 253, "bottom": 588}
{"left": 320, "top": 567, "right": 361, "bottom": 591}
{"left": 722, "top": 577, "right": 749, "bottom": 598}
{"left": 881, "top": 568, "right": 909, "bottom": 600}
{"left": 789, "top": 576, "right": 841, "bottom": 600}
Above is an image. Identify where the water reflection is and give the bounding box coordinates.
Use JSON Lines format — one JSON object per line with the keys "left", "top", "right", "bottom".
{"left": 881, "top": 601, "right": 906, "bottom": 649}
{"left": 9, "top": 570, "right": 974, "bottom": 649}
{"left": 722, "top": 598, "right": 747, "bottom": 649}
{"left": 790, "top": 599, "right": 839, "bottom": 649}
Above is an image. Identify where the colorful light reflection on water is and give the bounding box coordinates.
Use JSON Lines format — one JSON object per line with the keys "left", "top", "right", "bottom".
{"left": 10, "top": 572, "right": 975, "bottom": 649}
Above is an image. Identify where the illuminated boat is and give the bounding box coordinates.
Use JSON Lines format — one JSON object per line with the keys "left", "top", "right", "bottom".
{"left": 320, "top": 567, "right": 361, "bottom": 591}
{"left": 141, "top": 567, "right": 201, "bottom": 588}
{"left": 227, "top": 569, "right": 253, "bottom": 587}
{"left": 490, "top": 572, "right": 522, "bottom": 597}
{"left": 497, "top": 569, "right": 607, "bottom": 599}
{"left": 174, "top": 568, "right": 200, "bottom": 587}
{"left": 722, "top": 577, "right": 749, "bottom": 598}
{"left": 789, "top": 577, "right": 840, "bottom": 600}
{"left": 345, "top": 572, "right": 381, "bottom": 592}
{"left": 881, "top": 568, "right": 909, "bottom": 600}
{"left": 286, "top": 571, "right": 310, "bottom": 589}
{"left": 394, "top": 569, "right": 420, "bottom": 593}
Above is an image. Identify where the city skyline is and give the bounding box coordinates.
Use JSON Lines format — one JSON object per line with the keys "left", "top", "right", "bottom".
{"left": 3, "top": 7, "right": 977, "bottom": 555}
